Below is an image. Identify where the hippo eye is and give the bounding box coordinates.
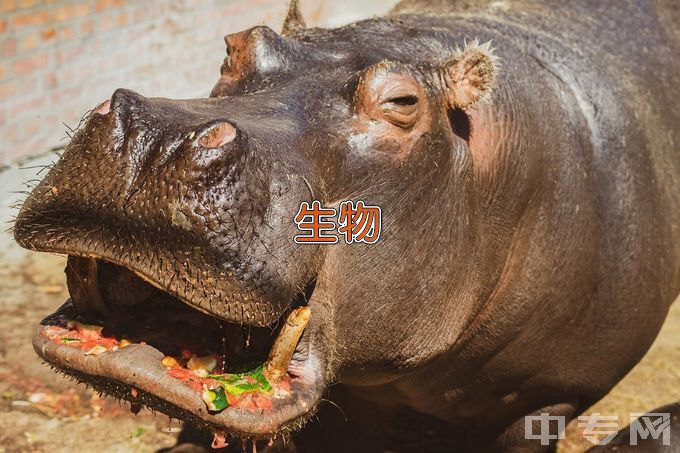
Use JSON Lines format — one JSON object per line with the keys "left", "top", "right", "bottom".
{"left": 380, "top": 94, "right": 419, "bottom": 128}
{"left": 356, "top": 63, "right": 424, "bottom": 130}
{"left": 386, "top": 95, "right": 418, "bottom": 106}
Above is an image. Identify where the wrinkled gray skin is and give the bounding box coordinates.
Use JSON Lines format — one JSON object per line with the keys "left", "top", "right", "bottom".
{"left": 13, "top": 0, "right": 680, "bottom": 451}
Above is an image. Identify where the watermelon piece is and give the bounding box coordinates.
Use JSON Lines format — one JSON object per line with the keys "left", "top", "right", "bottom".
{"left": 202, "top": 387, "right": 229, "bottom": 412}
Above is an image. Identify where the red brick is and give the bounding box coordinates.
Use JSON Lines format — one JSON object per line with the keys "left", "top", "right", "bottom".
{"left": 0, "top": 81, "right": 16, "bottom": 102}
{"left": 131, "top": 6, "right": 146, "bottom": 22}
{"left": 10, "top": 95, "right": 45, "bottom": 117}
{"left": 42, "top": 27, "right": 57, "bottom": 41}
{"left": 18, "top": 0, "right": 38, "bottom": 8}
{"left": 114, "top": 51, "right": 127, "bottom": 67}
{"left": 7, "top": 134, "right": 49, "bottom": 162}
{"left": 11, "top": 10, "right": 49, "bottom": 28}
{"left": 89, "top": 55, "right": 111, "bottom": 76}
{"left": 125, "top": 27, "right": 147, "bottom": 43}
{"left": 88, "top": 37, "right": 103, "bottom": 53}
{"left": 2, "top": 122, "right": 19, "bottom": 147}
{"left": 17, "top": 75, "right": 38, "bottom": 92}
{"left": 98, "top": 14, "right": 117, "bottom": 32}
{"left": 95, "top": 0, "right": 123, "bottom": 12}
{"left": 60, "top": 64, "right": 95, "bottom": 87}
{"left": 43, "top": 73, "right": 57, "bottom": 89}
{"left": 42, "top": 114, "right": 62, "bottom": 128}
{"left": 56, "top": 25, "right": 75, "bottom": 41}
{"left": 0, "top": 38, "right": 16, "bottom": 57}
{"left": 0, "top": 0, "right": 17, "bottom": 14}
{"left": 23, "top": 117, "right": 42, "bottom": 137}
{"left": 63, "top": 104, "right": 85, "bottom": 123}
{"left": 81, "top": 19, "right": 93, "bottom": 36}
{"left": 12, "top": 51, "right": 47, "bottom": 75}
{"left": 0, "top": 0, "right": 297, "bottom": 165}
{"left": 56, "top": 46, "right": 82, "bottom": 65}
{"left": 19, "top": 32, "right": 39, "bottom": 51}
{"left": 89, "top": 74, "right": 123, "bottom": 93}
{"left": 50, "top": 86, "right": 82, "bottom": 105}
{"left": 53, "top": 3, "right": 89, "bottom": 22}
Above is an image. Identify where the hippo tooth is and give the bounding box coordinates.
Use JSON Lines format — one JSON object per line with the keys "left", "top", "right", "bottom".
{"left": 65, "top": 256, "right": 107, "bottom": 317}
{"left": 265, "top": 306, "right": 311, "bottom": 383}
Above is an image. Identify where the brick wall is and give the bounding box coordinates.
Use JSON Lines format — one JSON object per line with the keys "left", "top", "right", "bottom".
{"left": 0, "top": 0, "right": 396, "bottom": 166}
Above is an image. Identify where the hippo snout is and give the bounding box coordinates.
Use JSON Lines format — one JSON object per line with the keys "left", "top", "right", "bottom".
{"left": 90, "top": 89, "right": 245, "bottom": 179}
{"left": 14, "top": 86, "right": 323, "bottom": 328}
{"left": 14, "top": 81, "right": 327, "bottom": 439}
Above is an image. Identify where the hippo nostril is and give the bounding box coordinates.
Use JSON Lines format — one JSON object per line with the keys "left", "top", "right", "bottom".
{"left": 94, "top": 99, "right": 111, "bottom": 116}
{"left": 198, "top": 122, "right": 237, "bottom": 148}
{"left": 109, "top": 88, "right": 146, "bottom": 120}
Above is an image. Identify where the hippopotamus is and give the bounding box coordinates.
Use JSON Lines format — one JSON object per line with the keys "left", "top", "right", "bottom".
{"left": 13, "top": 0, "right": 680, "bottom": 451}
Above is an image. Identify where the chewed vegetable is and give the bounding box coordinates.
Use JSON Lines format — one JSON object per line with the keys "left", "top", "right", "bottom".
{"left": 163, "top": 354, "right": 277, "bottom": 412}
{"left": 43, "top": 320, "right": 131, "bottom": 354}
{"left": 84, "top": 344, "right": 107, "bottom": 355}
{"left": 45, "top": 314, "right": 287, "bottom": 413}
{"left": 161, "top": 356, "right": 180, "bottom": 368}
{"left": 187, "top": 354, "right": 218, "bottom": 377}
{"left": 67, "top": 320, "right": 103, "bottom": 335}
{"left": 202, "top": 387, "right": 229, "bottom": 411}
{"left": 208, "top": 365, "right": 273, "bottom": 396}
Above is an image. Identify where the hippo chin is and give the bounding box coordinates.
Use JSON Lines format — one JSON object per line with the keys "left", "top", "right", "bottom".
{"left": 13, "top": 0, "right": 680, "bottom": 451}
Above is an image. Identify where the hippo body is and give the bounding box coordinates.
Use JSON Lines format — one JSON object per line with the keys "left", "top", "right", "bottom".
{"left": 14, "top": 0, "right": 680, "bottom": 452}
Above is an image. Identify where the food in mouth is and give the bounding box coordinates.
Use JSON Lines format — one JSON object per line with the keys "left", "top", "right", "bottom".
{"left": 43, "top": 320, "right": 129, "bottom": 356}
{"left": 40, "top": 298, "right": 310, "bottom": 413}
{"left": 32, "top": 258, "right": 321, "bottom": 442}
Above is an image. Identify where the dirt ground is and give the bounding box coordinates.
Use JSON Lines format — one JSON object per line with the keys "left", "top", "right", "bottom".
{"left": 0, "top": 161, "right": 678, "bottom": 453}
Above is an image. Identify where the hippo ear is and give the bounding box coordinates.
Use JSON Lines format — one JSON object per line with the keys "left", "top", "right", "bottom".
{"left": 440, "top": 40, "right": 497, "bottom": 109}
{"left": 282, "top": 0, "right": 306, "bottom": 36}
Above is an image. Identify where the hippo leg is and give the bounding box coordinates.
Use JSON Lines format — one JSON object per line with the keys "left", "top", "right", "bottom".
{"left": 294, "top": 385, "right": 564, "bottom": 452}
{"left": 585, "top": 402, "right": 680, "bottom": 453}
{"left": 292, "top": 385, "right": 387, "bottom": 453}
{"left": 492, "top": 402, "right": 578, "bottom": 453}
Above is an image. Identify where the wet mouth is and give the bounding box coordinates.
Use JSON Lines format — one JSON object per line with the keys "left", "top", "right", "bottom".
{"left": 33, "top": 256, "right": 324, "bottom": 442}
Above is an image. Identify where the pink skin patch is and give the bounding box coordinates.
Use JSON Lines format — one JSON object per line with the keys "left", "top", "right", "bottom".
{"left": 212, "top": 433, "right": 229, "bottom": 449}
{"left": 95, "top": 100, "right": 111, "bottom": 115}
{"left": 198, "top": 122, "right": 237, "bottom": 148}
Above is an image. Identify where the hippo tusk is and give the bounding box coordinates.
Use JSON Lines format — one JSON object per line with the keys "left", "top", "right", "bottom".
{"left": 65, "top": 256, "right": 107, "bottom": 317}
{"left": 265, "top": 306, "right": 311, "bottom": 383}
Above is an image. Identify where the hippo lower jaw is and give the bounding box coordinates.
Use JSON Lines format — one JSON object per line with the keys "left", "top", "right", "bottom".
{"left": 31, "top": 256, "right": 326, "bottom": 441}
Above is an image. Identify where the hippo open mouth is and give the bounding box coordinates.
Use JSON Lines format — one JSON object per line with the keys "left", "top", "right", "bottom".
{"left": 30, "top": 255, "right": 324, "bottom": 441}
{"left": 12, "top": 39, "right": 331, "bottom": 439}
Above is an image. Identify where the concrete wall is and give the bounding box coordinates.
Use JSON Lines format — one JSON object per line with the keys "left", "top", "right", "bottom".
{"left": 0, "top": 0, "right": 397, "bottom": 166}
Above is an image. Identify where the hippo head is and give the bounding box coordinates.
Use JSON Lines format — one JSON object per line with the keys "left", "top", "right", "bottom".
{"left": 14, "top": 3, "right": 496, "bottom": 443}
